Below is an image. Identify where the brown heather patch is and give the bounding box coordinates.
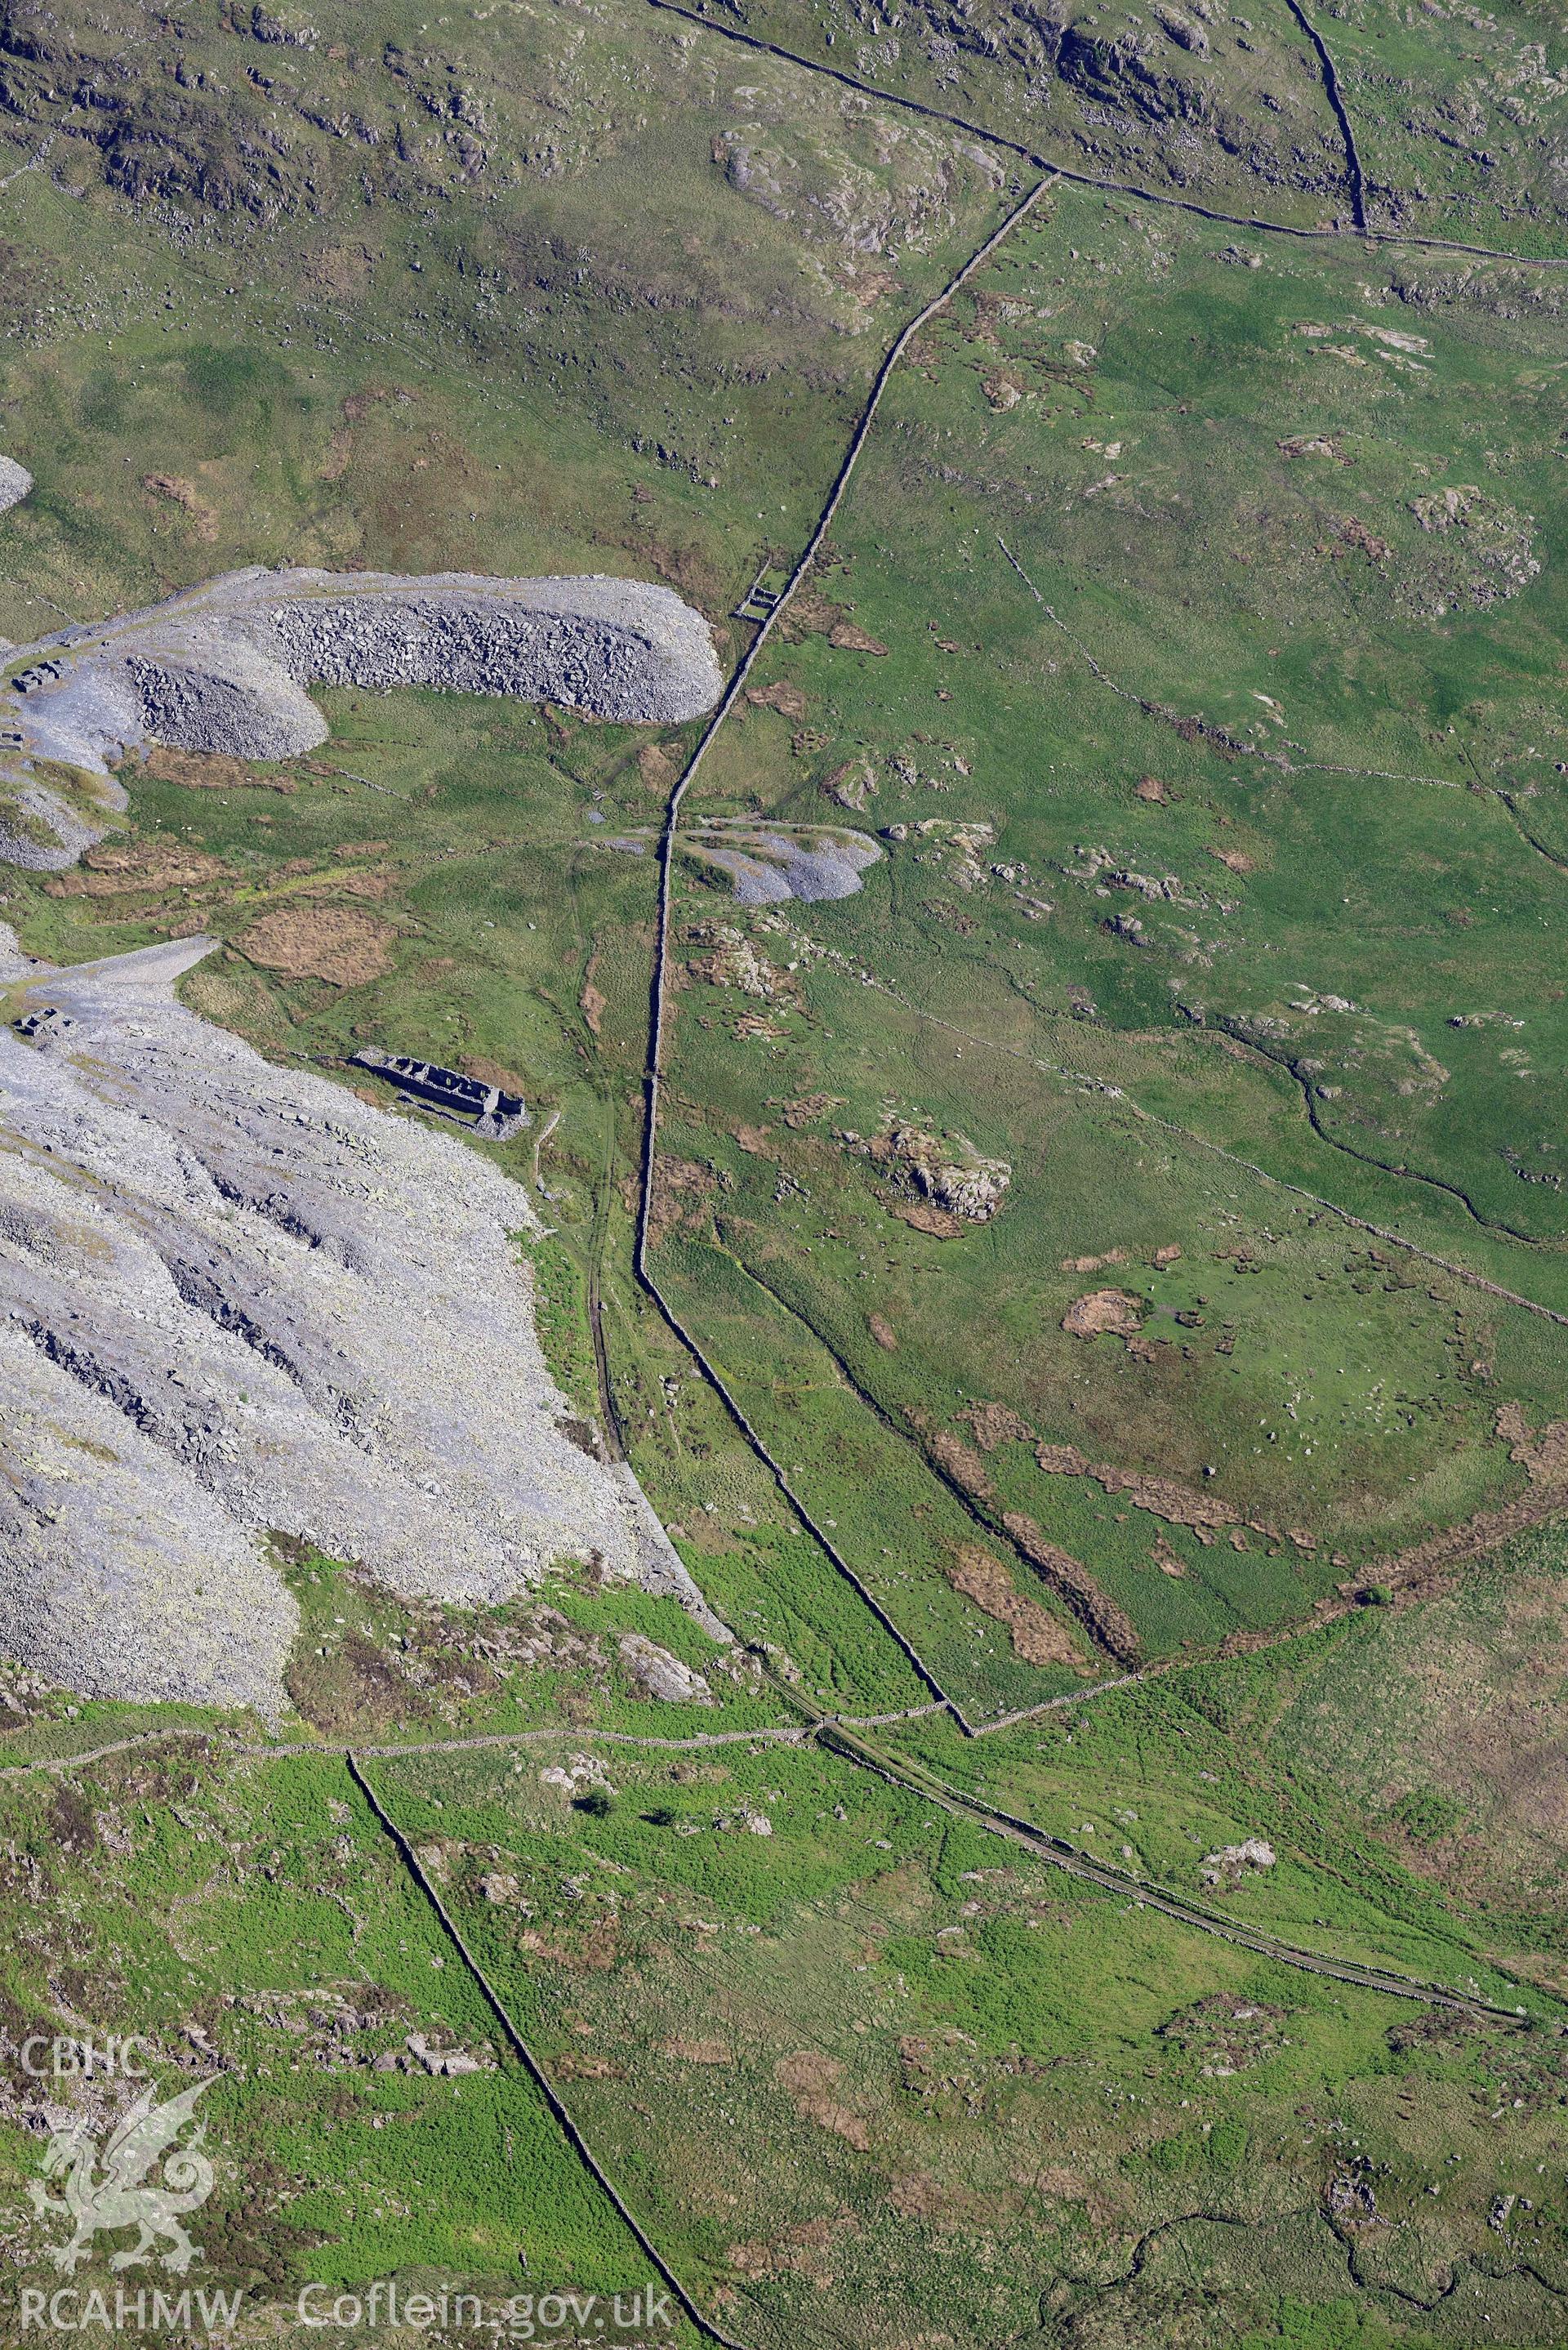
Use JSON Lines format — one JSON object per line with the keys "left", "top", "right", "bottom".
{"left": 341, "top": 384, "right": 417, "bottom": 424}
{"left": 886, "top": 2171, "right": 949, "bottom": 2220}
{"left": 291, "top": 867, "right": 396, "bottom": 901}
{"left": 745, "top": 679, "right": 809, "bottom": 719}
{"left": 1151, "top": 1534, "right": 1188, "bottom": 1577}
{"left": 775, "top": 2051, "right": 872, "bottom": 2150}
{"left": 1496, "top": 1400, "right": 1568, "bottom": 1486}
{"left": 827, "top": 621, "right": 889, "bottom": 655}
{"left": 1062, "top": 1287, "right": 1143, "bottom": 1338}
{"left": 923, "top": 1426, "right": 995, "bottom": 1501}
{"left": 890, "top": 1197, "right": 965, "bottom": 1238}
{"left": 47, "top": 838, "right": 234, "bottom": 897}
{"left": 237, "top": 907, "right": 398, "bottom": 987}
{"left": 945, "top": 1543, "right": 1086, "bottom": 1670}
{"left": 637, "top": 741, "right": 677, "bottom": 791}
{"left": 727, "top": 2213, "right": 859, "bottom": 2282}
{"left": 461, "top": 1055, "right": 531, "bottom": 1098}
{"left": 141, "top": 472, "right": 218, "bottom": 542}
{"left": 1003, "top": 1510, "right": 1141, "bottom": 1664}
{"left": 958, "top": 1401, "right": 1035, "bottom": 1452}
{"left": 647, "top": 1155, "right": 719, "bottom": 1246}
{"left": 141, "top": 743, "right": 301, "bottom": 794}
{"left": 1013, "top": 2164, "right": 1124, "bottom": 2227}
{"left": 659, "top": 2036, "right": 733, "bottom": 2066}
{"left": 579, "top": 948, "right": 607, "bottom": 1037}
{"left": 516, "top": 1924, "right": 619, "bottom": 1970}
{"left": 775, "top": 1091, "right": 844, "bottom": 1129}
{"left": 1035, "top": 1443, "right": 1241, "bottom": 1543}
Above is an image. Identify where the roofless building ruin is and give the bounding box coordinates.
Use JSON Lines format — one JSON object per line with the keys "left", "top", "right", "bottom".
{"left": 351, "top": 1048, "right": 528, "bottom": 1140}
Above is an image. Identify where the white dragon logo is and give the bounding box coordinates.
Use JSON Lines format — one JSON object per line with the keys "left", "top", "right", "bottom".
{"left": 27, "top": 2076, "right": 217, "bottom": 2275}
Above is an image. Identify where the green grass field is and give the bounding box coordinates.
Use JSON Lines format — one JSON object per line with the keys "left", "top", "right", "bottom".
{"left": 7, "top": 2, "right": 1568, "bottom": 2342}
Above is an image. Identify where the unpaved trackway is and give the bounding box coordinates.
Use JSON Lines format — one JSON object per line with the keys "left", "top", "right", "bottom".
{"left": 0, "top": 1701, "right": 954, "bottom": 1784}
{"left": 815, "top": 1723, "right": 1534, "bottom": 2021}
{"left": 0, "top": 1705, "right": 1532, "bottom": 2017}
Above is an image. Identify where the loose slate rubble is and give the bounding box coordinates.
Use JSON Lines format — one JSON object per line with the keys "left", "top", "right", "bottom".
{"left": 682, "top": 816, "right": 882, "bottom": 903}
{"left": 0, "top": 925, "right": 728, "bottom": 1715}
{"left": 0, "top": 457, "right": 30, "bottom": 517}
{"left": 0, "top": 566, "right": 723, "bottom": 867}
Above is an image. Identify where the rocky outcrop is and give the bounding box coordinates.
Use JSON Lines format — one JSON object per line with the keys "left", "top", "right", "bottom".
{"left": 842, "top": 1117, "right": 1011, "bottom": 1225}
{"left": 0, "top": 926, "right": 728, "bottom": 1714}
{"left": 617, "top": 1633, "right": 714, "bottom": 1703}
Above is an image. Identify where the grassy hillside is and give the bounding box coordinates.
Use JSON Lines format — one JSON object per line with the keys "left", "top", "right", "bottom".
{"left": 5, "top": 2, "right": 1568, "bottom": 2343}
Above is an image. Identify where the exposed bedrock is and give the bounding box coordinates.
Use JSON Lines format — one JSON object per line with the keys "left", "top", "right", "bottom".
{"left": 0, "top": 567, "right": 724, "bottom": 863}
{"left": 0, "top": 926, "right": 728, "bottom": 1713}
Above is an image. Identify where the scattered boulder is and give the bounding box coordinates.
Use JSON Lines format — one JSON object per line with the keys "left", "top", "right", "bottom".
{"left": 822, "top": 760, "right": 876, "bottom": 812}
{"left": 1200, "top": 1837, "right": 1276, "bottom": 1888}
{"left": 1401, "top": 487, "right": 1540, "bottom": 617}
{"left": 684, "top": 921, "right": 794, "bottom": 1001}
{"left": 844, "top": 1117, "right": 1011, "bottom": 1225}
{"left": 541, "top": 1755, "right": 615, "bottom": 1797}
{"left": 617, "top": 1632, "right": 713, "bottom": 1704}
{"left": 1277, "top": 433, "right": 1348, "bottom": 463}
{"left": 404, "top": 2034, "right": 493, "bottom": 2078}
